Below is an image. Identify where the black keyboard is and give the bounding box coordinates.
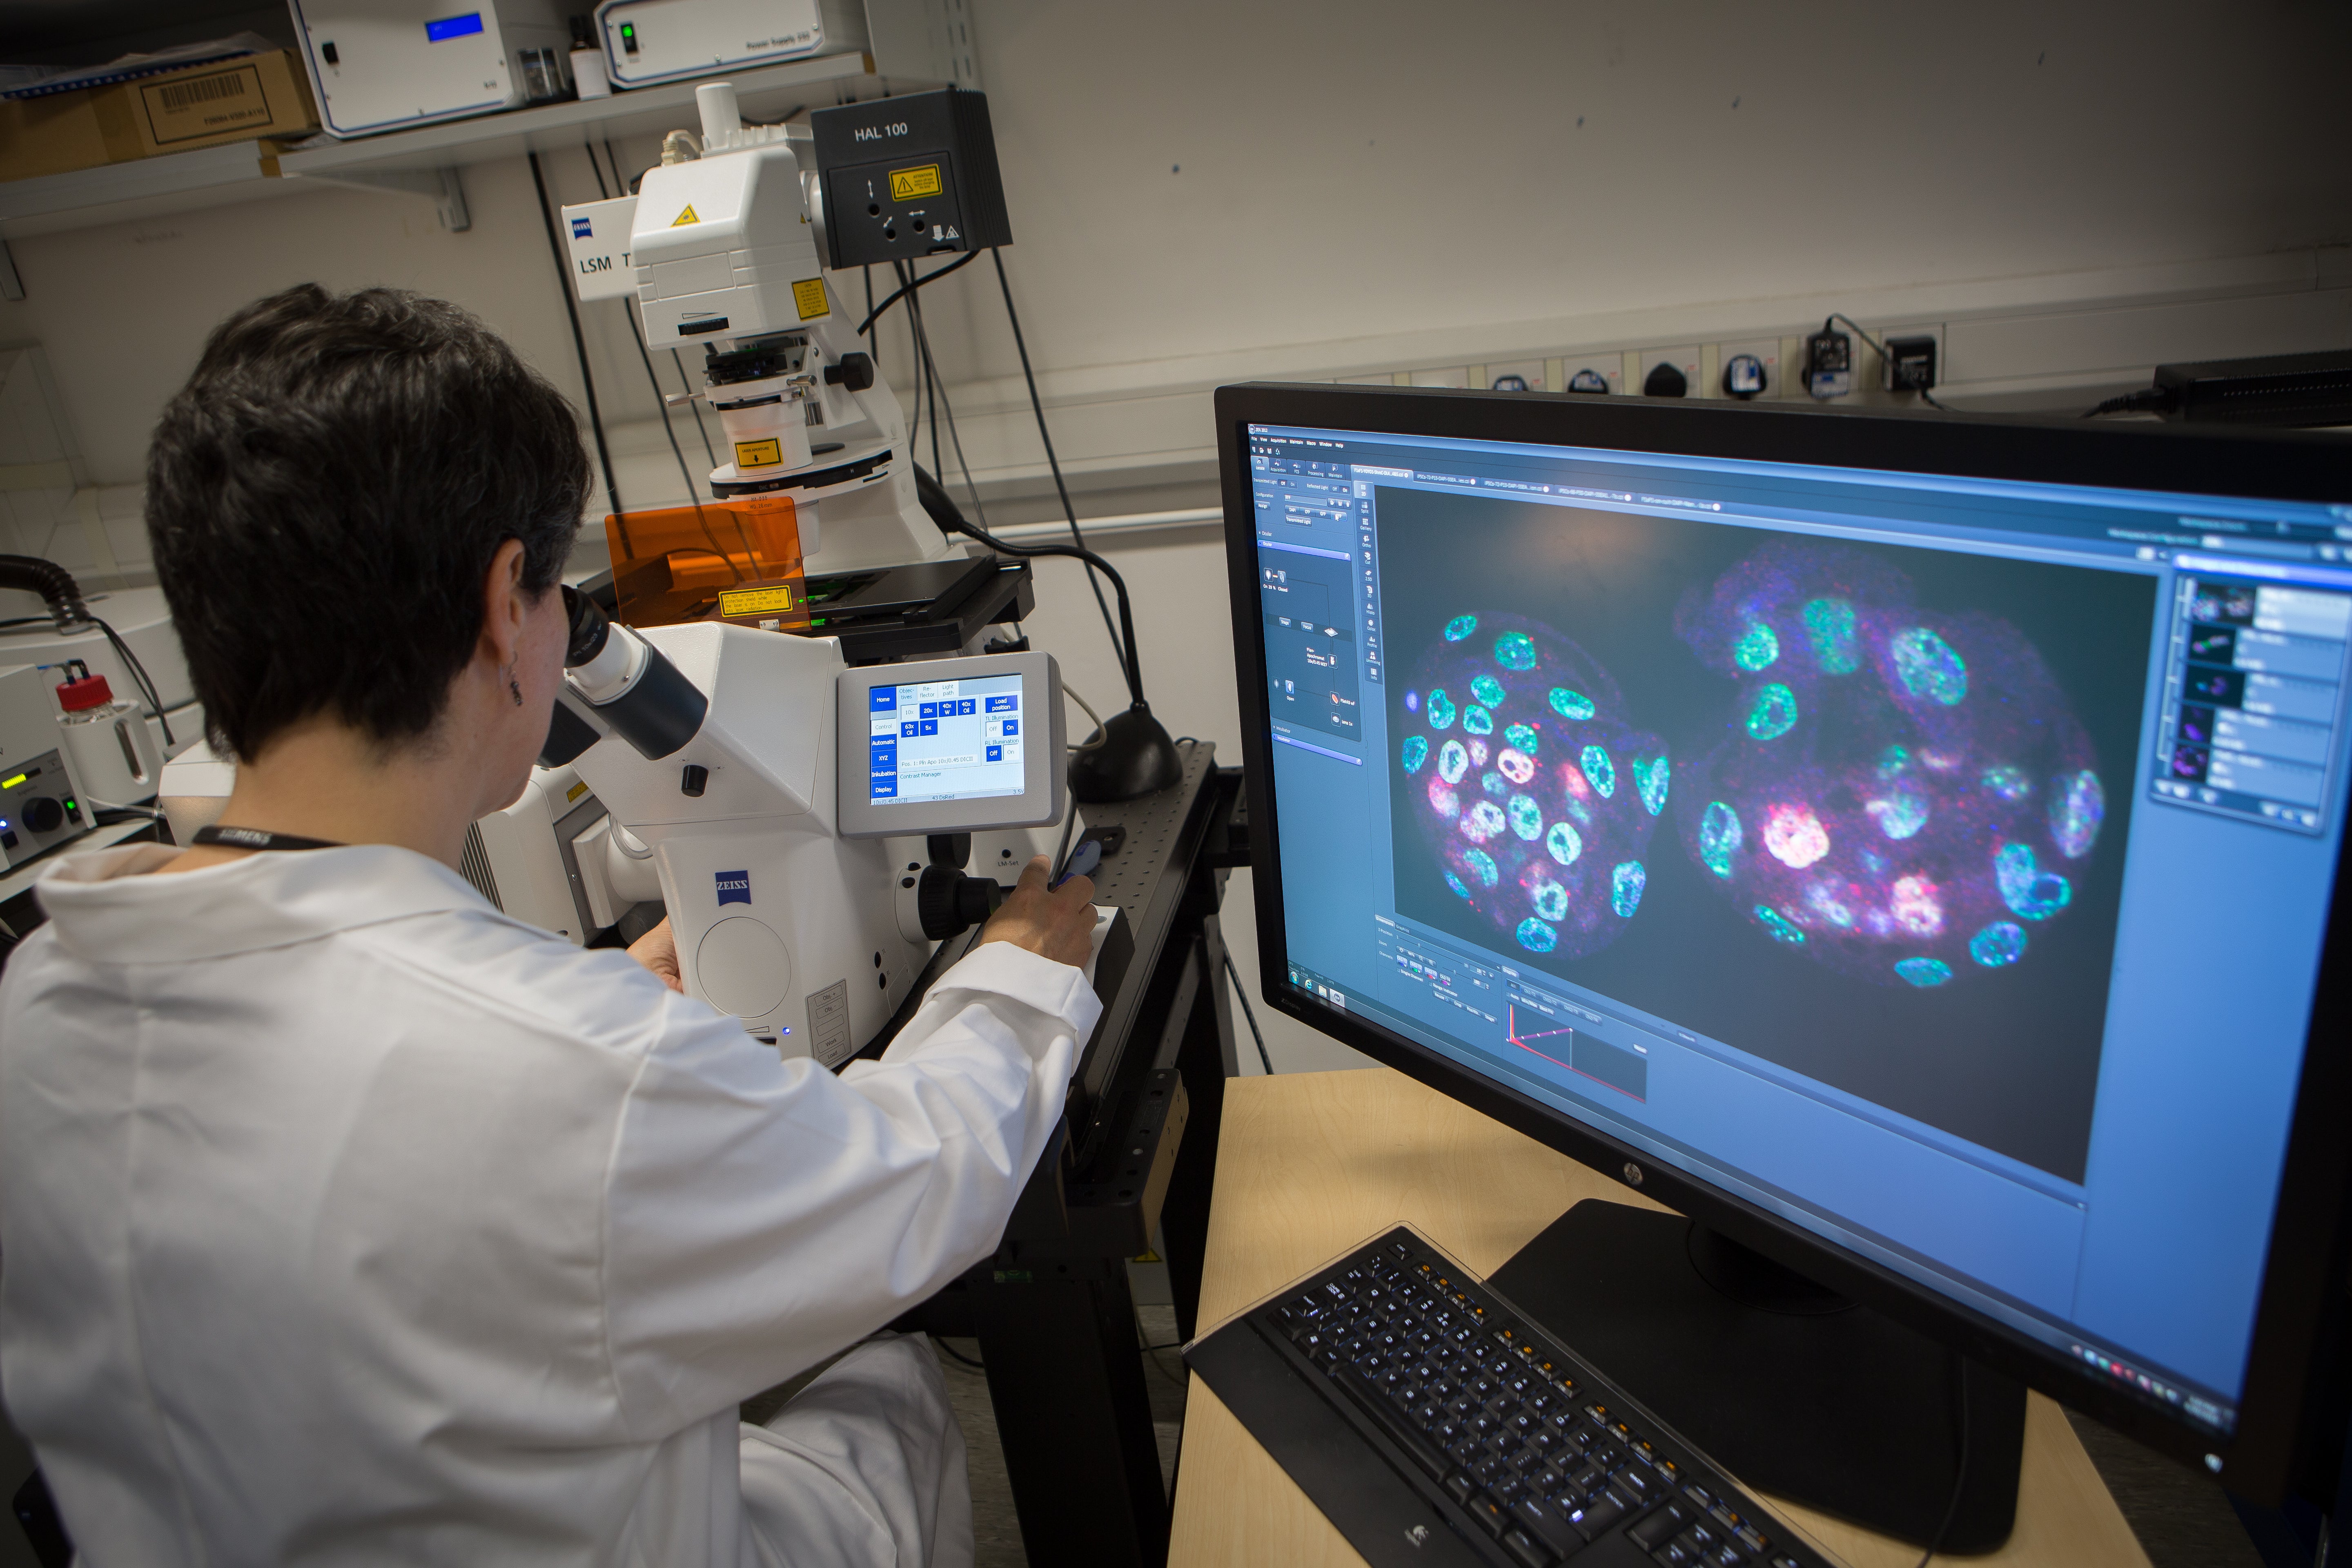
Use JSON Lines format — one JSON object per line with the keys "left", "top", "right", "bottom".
{"left": 1185, "top": 1227, "right": 1829, "bottom": 1568}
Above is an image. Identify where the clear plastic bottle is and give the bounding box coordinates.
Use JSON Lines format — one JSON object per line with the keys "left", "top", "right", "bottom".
{"left": 53, "top": 660, "right": 161, "bottom": 807}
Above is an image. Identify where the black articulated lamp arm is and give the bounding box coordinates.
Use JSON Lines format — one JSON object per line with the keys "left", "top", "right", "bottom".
{"left": 912, "top": 466, "right": 1182, "bottom": 801}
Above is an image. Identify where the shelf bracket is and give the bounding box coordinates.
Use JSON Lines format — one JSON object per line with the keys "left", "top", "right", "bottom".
{"left": 289, "top": 166, "right": 470, "bottom": 232}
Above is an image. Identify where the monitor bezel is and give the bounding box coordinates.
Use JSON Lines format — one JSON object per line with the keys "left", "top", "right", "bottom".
{"left": 1218, "top": 381, "right": 2352, "bottom": 1501}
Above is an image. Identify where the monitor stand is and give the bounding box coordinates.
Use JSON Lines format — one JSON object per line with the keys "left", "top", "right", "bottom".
{"left": 1488, "top": 1199, "right": 2026, "bottom": 1552}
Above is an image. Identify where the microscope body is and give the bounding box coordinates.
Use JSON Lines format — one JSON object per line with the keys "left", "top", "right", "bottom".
{"left": 567, "top": 621, "right": 929, "bottom": 1062}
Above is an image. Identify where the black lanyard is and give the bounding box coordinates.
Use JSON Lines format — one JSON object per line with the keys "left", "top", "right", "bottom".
{"left": 189, "top": 825, "right": 345, "bottom": 853}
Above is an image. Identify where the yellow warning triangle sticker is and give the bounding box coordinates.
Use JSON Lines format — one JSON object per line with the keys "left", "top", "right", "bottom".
{"left": 671, "top": 204, "right": 700, "bottom": 226}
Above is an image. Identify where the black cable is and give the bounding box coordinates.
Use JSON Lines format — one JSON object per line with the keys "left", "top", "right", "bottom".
{"left": 669, "top": 349, "right": 719, "bottom": 471}
{"left": 991, "top": 248, "right": 1126, "bottom": 691}
{"left": 1913, "top": 1353, "right": 1972, "bottom": 1568}
{"left": 1222, "top": 945, "right": 1275, "bottom": 1076}
{"left": 936, "top": 1339, "right": 984, "bottom": 1371}
{"left": 1824, "top": 313, "right": 1952, "bottom": 412}
{"left": 853, "top": 249, "right": 979, "bottom": 338}
{"left": 904, "top": 262, "right": 946, "bottom": 492}
{"left": 93, "top": 617, "right": 173, "bottom": 747}
{"left": 528, "top": 150, "right": 624, "bottom": 516}
{"left": 915, "top": 464, "right": 1144, "bottom": 707}
{"left": 901, "top": 273, "right": 987, "bottom": 530}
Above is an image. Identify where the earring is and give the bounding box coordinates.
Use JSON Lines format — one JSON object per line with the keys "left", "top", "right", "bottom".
{"left": 504, "top": 659, "right": 523, "bottom": 707}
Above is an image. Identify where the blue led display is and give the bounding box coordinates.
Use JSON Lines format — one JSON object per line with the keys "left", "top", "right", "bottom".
{"left": 424, "top": 12, "right": 485, "bottom": 42}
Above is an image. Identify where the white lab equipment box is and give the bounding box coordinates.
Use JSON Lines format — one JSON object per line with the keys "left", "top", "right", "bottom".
{"left": 594, "top": 0, "right": 978, "bottom": 91}
{"left": 290, "top": 0, "right": 572, "bottom": 138}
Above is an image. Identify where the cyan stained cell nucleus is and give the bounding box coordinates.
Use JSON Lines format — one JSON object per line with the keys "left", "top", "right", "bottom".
{"left": 1895, "top": 957, "right": 1953, "bottom": 988}
{"left": 1970, "top": 922, "right": 2028, "bottom": 967}
{"left": 1428, "top": 689, "right": 1457, "bottom": 730}
{"left": 1745, "top": 683, "right": 1799, "bottom": 741}
{"left": 1802, "top": 597, "right": 1860, "bottom": 675}
{"left": 1754, "top": 905, "right": 1806, "bottom": 944}
{"left": 1466, "top": 800, "right": 1508, "bottom": 841}
{"left": 1549, "top": 688, "right": 1595, "bottom": 721}
{"left": 1546, "top": 820, "right": 1583, "bottom": 866}
{"left": 1471, "top": 674, "right": 1507, "bottom": 707}
{"left": 1530, "top": 879, "right": 1569, "bottom": 920}
{"left": 1497, "top": 748, "right": 1537, "bottom": 785}
{"left": 1517, "top": 918, "right": 1558, "bottom": 953}
{"left": 1482, "top": 771, "right": 1507, "bottom": 799}
{"left": 1633, "top": 754, "right": 1670, "bottom": 817}
{"left": 1980, "top": 765, "right": 2031, "bottom": 802}
{"left": 1445, "top": 614, "right": 1478, "bottom": 642}
{"left": 1889, "top": 627, "right": 1969, "bottom": 706}
{"left": 1463, "top": 704, "right": 1494, "bottom": 736}
{"left": 2049, "top": 770, "right": 2105, "bottom": 860}
{"left": 1699, "top": 801, "right": 1742, "bottom": 877}
{"left": 1993, "top": 842, "right": 2071, "bottom": 920}
{"left": 1877, "top": 744, "right": 1910, "bottom": 778}
{"left": 1612, "top": 861, "right": 1646, "bottom": 918}
{"left": 1401, "top": 735, "right": 1429, "bottom": 773}
{"left": 1503, "top": 722, "right": 1540, "bottom": 754}
{"left": 1445, "top": 871, "right": 1470, "bottom": 898}
{"left": 1866, "top": 788, "right": 1929, "bottom": 841}
{"left": 1464, "top": 848, "right": 1499, "bottom": 887}
{"left": 1734, "top": 621, "right": 1780, "bottom": 672}
{"left": 1494, "top": 631, "right": 1538, "bottom": 671}
{"left": 1508, "top": 793, "right": 1544, "bottom": 840}
{"left": 1581, "top": 744, "right": 1616, "bottom": 798}
{"left": 1437, "top": 739, "right": 1469, "bottom": 783}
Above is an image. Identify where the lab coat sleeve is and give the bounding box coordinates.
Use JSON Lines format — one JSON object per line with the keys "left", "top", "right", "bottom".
{"left": 601, "top": 939, "right": 1100, "bottom": 1438}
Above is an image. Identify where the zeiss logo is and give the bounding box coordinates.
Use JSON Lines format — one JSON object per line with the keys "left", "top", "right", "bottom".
{"left": 570, "top": 216, "right": 593, "bottom": 238}
{"left": 715, "top": 871, "right": 751, "bottom": 906}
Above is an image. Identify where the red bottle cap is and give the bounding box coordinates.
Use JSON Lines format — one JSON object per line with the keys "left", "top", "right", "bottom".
{"left": 56, "top": 670, "right": 113, "bottom": 712}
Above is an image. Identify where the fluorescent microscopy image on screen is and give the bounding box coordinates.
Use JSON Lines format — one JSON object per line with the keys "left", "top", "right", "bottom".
{"left": 1672, "top": 538, "right": 2105, "bottom": 987}
{"left": 1401, "top": 612, "right": 1667, "bottom": 959}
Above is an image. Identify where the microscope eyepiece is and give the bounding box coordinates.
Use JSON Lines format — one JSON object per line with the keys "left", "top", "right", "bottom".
{"left": 561, "top": 584, "right": 611, "bottom": 668}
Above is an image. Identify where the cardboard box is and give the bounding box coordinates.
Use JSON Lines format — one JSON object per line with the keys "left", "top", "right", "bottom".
{"left": 0, "top": 50, "right": 318, "bottom": 184}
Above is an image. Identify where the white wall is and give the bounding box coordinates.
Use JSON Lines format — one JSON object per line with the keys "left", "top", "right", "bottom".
{"left": 1, "top": 0, "right": 2345, "bottom": 1071}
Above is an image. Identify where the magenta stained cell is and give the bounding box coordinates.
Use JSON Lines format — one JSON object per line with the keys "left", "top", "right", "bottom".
{"left": 1403, "top": 612, "right": 1666, "bottom": 959}
{"left": 1673, "top": 538, "right": 2103, "bottom": 986}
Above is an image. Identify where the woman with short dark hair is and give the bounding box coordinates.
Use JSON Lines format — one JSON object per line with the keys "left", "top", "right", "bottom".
{"left": 0, "top": 285, "right": 1100, "bottom": 1566}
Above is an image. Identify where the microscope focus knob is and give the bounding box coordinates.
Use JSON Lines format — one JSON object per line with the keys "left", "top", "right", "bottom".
{"left": 824, "top": 352, "right": 875, "bottom": 393}
{"left": 915, "top": 863, "right": 1004, "bottom": 941}
{"left": 22, "top": 797, "right": 62, "bottom": 834}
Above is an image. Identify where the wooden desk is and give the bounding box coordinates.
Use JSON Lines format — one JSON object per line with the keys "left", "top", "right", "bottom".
{"left": 1167, "top": 1069, "right": 2149, "bottom": 1568}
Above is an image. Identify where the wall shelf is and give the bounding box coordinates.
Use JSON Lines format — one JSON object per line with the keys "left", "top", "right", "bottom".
{"left": 0, "top": 51, "right": 920, "bottom": 241}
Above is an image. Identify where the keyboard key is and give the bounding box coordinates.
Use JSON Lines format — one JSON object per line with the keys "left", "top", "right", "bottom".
{"left": 1653, "top": 1542, "right": 1701, "bottom": 1568}
{"left": 1702, "top": 1544, "right": 1751, "bottom": 1567}
{"left": 1500, "top": 1525, "right": 1556, "bottom": 1568}
{"left": 1511, "top": 1495, "right": 1583, "bottom": 1556}
{"left": 1735, "top": 1524, "right": 1770, "bottom": 1553}
{"left": 1492, "top": 1473, "right": 1529, "bottom": 1507}
{"left": 1628, "top": 1501, "right": 1693, "bottom": 1550}
{"left": 1682, "top": 1521, "right": 1721, "bottom": 1551}
{"left": 1568, "top": 1488, "right": 1629, "bottom": 1540}
{"left": 1443, "top": 1470, "right": 1476, "bottom": 1504}
{"left": 1464, "top": 1492, "right": 1511, "bottom": 1538}
{"left": 1684, "top": 1485, "right": 1717, "bottom": 1511}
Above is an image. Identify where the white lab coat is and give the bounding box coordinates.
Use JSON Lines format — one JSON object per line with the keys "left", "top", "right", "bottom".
{"left": 0, "top": 842, "right": 1100, "bottom": 1566}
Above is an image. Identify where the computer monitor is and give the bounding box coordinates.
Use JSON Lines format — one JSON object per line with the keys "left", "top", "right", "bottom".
{"left": 1218, "top": 383, "right": 2352, "bottom": 1521}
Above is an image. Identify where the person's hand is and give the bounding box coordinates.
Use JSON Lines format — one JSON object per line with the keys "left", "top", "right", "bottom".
{"left": 628, "top": 917, "right": 686, "bottom": 992}
{"left": 979, "top": 854, "right": 1099, "bottom": 970}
